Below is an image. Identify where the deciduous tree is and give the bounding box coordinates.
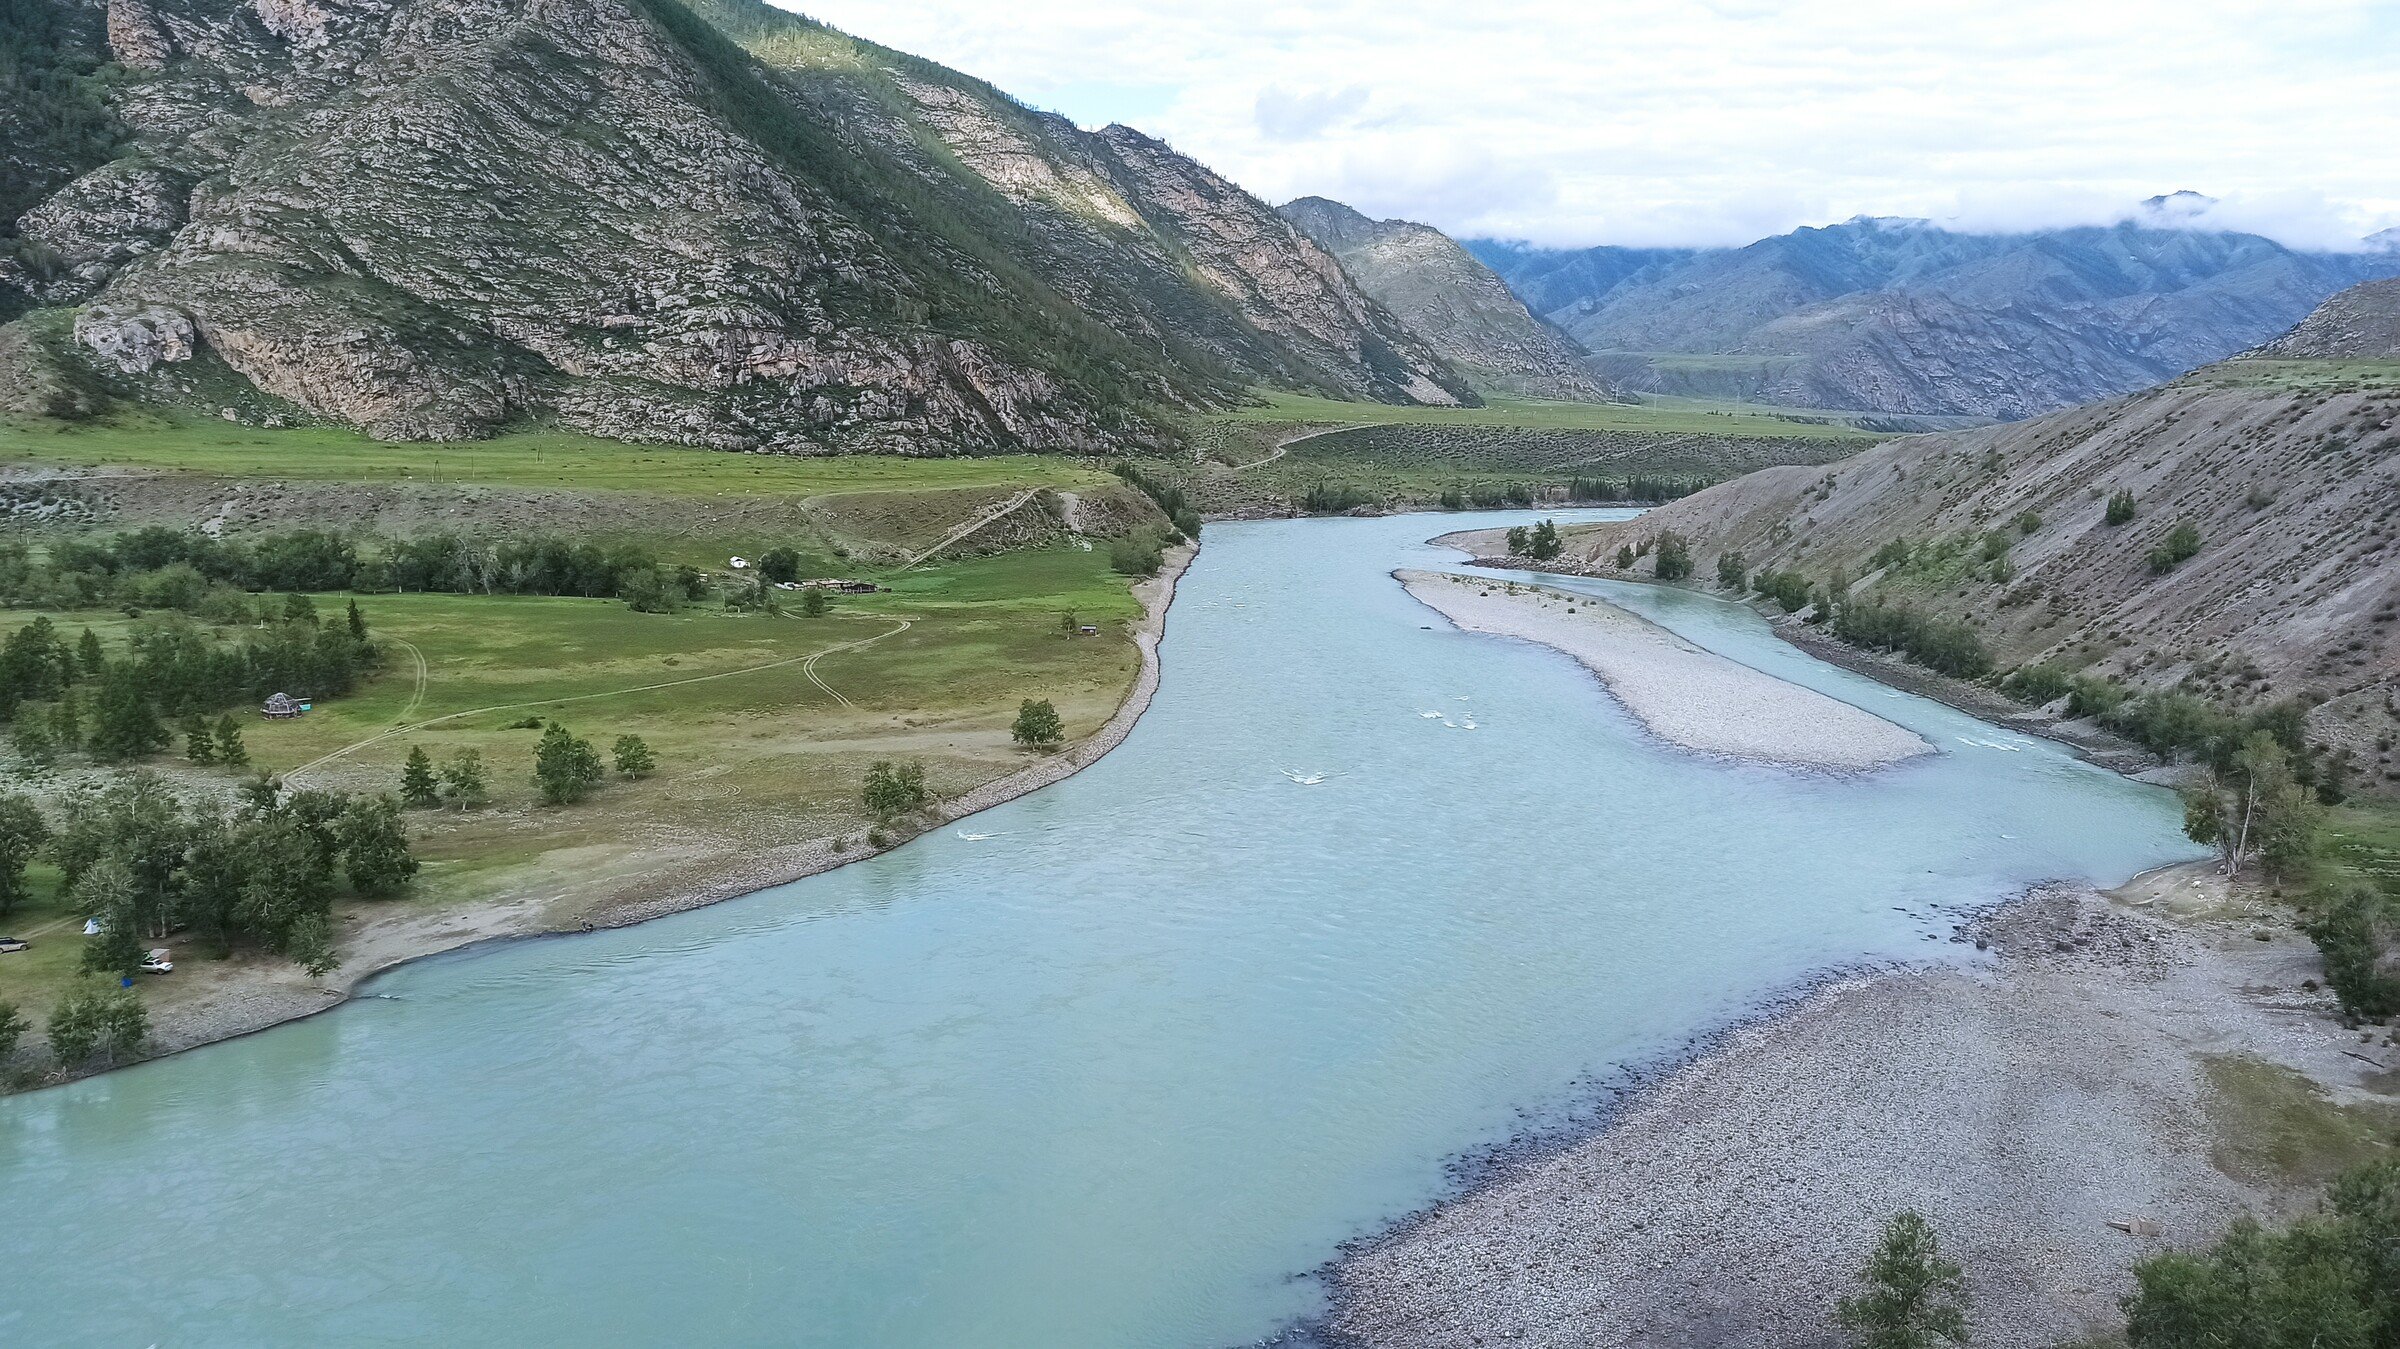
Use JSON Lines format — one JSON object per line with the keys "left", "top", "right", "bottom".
{"left": 1012, "top": 699, "right": 1064, "bottom": 748}
{"left": 534, "top": 723, "right": 604, "bottom": 804}
{"left": 1835, "top": 1211, "right": 1970, "bottom": 1349}
{"left": 0, "top": 793, "right": 50, "bottom": 921}
{"left": 611, "top": 735, "right": 655, "bottom": 779}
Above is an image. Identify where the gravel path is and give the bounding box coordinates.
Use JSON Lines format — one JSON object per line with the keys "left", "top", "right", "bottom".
{"left": 1331, "top": 867, "right": 2395, "bottom": 1348}
{"left": 1399, "top": 569, "right": 1930, "bottom": 770}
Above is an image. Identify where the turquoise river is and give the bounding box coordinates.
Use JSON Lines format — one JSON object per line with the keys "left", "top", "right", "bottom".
{"left": 0, "top": 510, "right": 2203, "bottom": 1347}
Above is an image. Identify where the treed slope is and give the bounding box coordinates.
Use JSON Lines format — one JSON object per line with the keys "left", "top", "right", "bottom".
{"left": 1277, "top": 196, "right": 1615, "bottom": 402}
{"left": 0, "top": 0, "right": 118, "bottom": 321}
{"left": 1476, "top": 219, "right": 2400, "bottom": 420}
{"left": 0, "top": 0, "right": 1468, "bottom": 451}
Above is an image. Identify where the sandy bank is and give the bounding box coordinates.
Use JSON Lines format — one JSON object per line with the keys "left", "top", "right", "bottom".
{"left": 59, "top": 544, "right": 1196, "bottom": 1080}
{"left": 1331, "top": 866, "right": 2398, "bottom": 1348}
{"left": 1398, "top": 569, "right": 1930, "bottom": 771}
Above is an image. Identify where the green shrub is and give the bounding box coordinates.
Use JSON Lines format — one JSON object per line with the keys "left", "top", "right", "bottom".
{"left": 2105, "top": 490, "right": 2138, "bottom": 525}
{"left": 2307, "top": 885, "right": 2400, "bottom": 1018}
{"left": 1108, "top": 535, "right": 1163, "bottom": 577}
{"left": 1753, "top": 569, "right": 1813, "bottom": 612}
{"left": 2001, "top": 664, "right": 2073, "bottom": 705}
{"left": 1651, "top": 531, "right": 1694, "bottom": 580}
{"left": 1829, "top": 601, "right": 1992, "bottom": 679}
{"left": 2146, "top": 521, "right": 2202, "bottom": 575}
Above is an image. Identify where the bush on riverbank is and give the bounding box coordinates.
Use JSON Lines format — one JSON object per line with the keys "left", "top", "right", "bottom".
{"left": 1828, "top": 600, "right": 1992, "bottom": 679}
{"left": 2123, "top": 1159, "right": 2400, "bottom": 1347}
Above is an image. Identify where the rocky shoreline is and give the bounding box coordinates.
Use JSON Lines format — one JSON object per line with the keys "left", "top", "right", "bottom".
{"left": 1322, "top": 863, "right": 2400, "bottom": 1347}
{"left": 21, "top": 544, "right": 1196, "bottom": 1087}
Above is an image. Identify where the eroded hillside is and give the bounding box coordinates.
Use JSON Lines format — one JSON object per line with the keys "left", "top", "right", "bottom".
{"left": 1555, "top": 292, "right": 2400, "bottom": 783}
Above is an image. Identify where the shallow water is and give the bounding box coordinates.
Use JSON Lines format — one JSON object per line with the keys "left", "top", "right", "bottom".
{"left": 0, "top": 511, "right": 2203, "bottom": 1348}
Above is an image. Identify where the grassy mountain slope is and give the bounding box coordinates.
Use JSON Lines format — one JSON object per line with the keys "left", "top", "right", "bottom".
{"left": 0, "top": 0, "right": 1468, "bottom": 451}
{"left": 1560, "top": 280, "right": 2400, "bottom": 786}
{"left": 1477, "top": 219, "right": 2400, "bottom": 420}
{"left": 1277, "top": 196, "right": 1614, "bottom": 402}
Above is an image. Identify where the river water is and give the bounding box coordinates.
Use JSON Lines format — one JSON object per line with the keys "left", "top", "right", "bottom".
{"left": 0, "top": 510, "right": 2202, "bottom": 1347}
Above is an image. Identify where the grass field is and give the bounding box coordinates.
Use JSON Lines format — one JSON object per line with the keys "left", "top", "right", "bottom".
{"left": 0, "top": 415, "right": 1115, "bottom": 497}
{"left": 0, "top": 545, "right": 1147, "bottom": 1029}
{"left": 1211, "top": 391, "right": 1875, "bottom": 441}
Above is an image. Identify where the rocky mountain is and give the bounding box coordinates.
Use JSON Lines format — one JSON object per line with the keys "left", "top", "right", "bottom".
{"left": 1277, "top": 196, "right": 1614, "bottom": 402}
{"left": 1475, "top": 218, "right": 2400, "bottom": 420}
{"left": 1552, "top": 279, "right": 2400, "bottom": 782}
{"left": 0, "top": 0, "right": 1471, "bottom": 450}
{"left": 2255, "top": 277, "right": 2400, "bottom": 359}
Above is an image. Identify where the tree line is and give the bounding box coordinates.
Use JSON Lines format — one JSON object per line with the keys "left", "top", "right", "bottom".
{"left": 1831, "top": 1165, "right": 2400, "bottom": 1347}
{"left": 0, "top": 528, "right": 707, "bottom": 616}
{"left": 1, "top": 606, "right": 371, "bottom": 768}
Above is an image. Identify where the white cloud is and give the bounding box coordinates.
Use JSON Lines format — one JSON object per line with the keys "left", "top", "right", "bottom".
{"left": 786, "top": 0, "right": 2400, "bottom": 250}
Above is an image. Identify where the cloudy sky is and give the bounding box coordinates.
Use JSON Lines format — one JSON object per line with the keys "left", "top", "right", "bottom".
{"left": 790, "top": 0, "right": 2400, "bottom": 250}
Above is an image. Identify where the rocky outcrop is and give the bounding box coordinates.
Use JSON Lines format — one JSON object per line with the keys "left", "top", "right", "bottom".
{"left": 2255, "top": 276, "right": 2400, "bottom": 359}
{"left": 1279, "top": 196, "right": 1614, "bottom": 402}
{"left": 0, "top": 0, "right": 1474, "bottom": 447}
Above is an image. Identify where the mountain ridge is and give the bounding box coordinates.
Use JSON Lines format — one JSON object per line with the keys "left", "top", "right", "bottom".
{"left": 1276, "top": 195, "right": 1614, "bottom": 402}
{"left": 0, "top": 0, "right": 1473, "bottom": 450}
{"left": 1476, "top": 217, "right": 2400, "bottom": 420}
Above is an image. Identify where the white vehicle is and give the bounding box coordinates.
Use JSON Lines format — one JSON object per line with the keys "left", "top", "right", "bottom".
{"left": 139, "top": 949, "right": 174, "bottom": 975}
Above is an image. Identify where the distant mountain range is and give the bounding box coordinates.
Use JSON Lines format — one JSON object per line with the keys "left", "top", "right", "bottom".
{"left": 1472, "top": 218, "right": 2400, "bottom": 420}
{"left": 1276, "top": 197, "right": 1614, "bottom": 402}
{"left": 0, "top": 0, "right": 1475, "bottom": 448}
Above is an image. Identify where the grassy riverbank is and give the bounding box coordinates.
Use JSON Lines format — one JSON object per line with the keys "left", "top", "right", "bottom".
{"left": 0, "top": 415, "right": 1189, "bottom": 1084}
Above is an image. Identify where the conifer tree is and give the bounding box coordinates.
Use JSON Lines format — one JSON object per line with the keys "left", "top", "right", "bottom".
{"left": 87, "top": 667, "right": 169, "bottom": 763}
{"left": 75, "top": 627, "right": 103, "bottom": 677}
{"left": 184, "top": 716, "right": 217, "bottom": 765}
{"left": 399, "top": 746, "right": 439, "bottom": 808}
{"left": 214, "top": 715, "right": 249, "bottom": 768}
{"left": 440, "top": 749, "right": 489, "bottom": 811}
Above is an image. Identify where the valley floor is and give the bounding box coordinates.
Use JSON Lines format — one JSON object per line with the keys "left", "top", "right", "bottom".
{"left": 2, "top": 540, "right": 1190, "bottom": 1075}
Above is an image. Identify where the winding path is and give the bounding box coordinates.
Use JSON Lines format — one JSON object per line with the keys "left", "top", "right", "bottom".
{"left": 283, "top": 615, "right": 913, "bottom": 787}
{"left": 895, "top": 489, "right": 1040, "bottom": 570}
{"left": 1234, "top": 423, "right": 1372, "bottom": 472}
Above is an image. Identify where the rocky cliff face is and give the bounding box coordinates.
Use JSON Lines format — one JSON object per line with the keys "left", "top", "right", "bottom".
{"left": 1478, "top": 219, "right": 2400, "bottom": 420}
{"left": 1558, "top": 281, "right": 2400, "bottom": 784}
{"left": 1278, "top": 196, "right": 1612, "bottom": 402}
{"left": 0, "top": 0, "right": 1470, "bottom": 448}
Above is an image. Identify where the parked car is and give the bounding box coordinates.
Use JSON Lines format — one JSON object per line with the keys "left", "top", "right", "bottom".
{"left": 139, "top": 949, "right": 174, "bottom": 974}
{"left": 0, "top": 936, "right": 27, "bottom": 954}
